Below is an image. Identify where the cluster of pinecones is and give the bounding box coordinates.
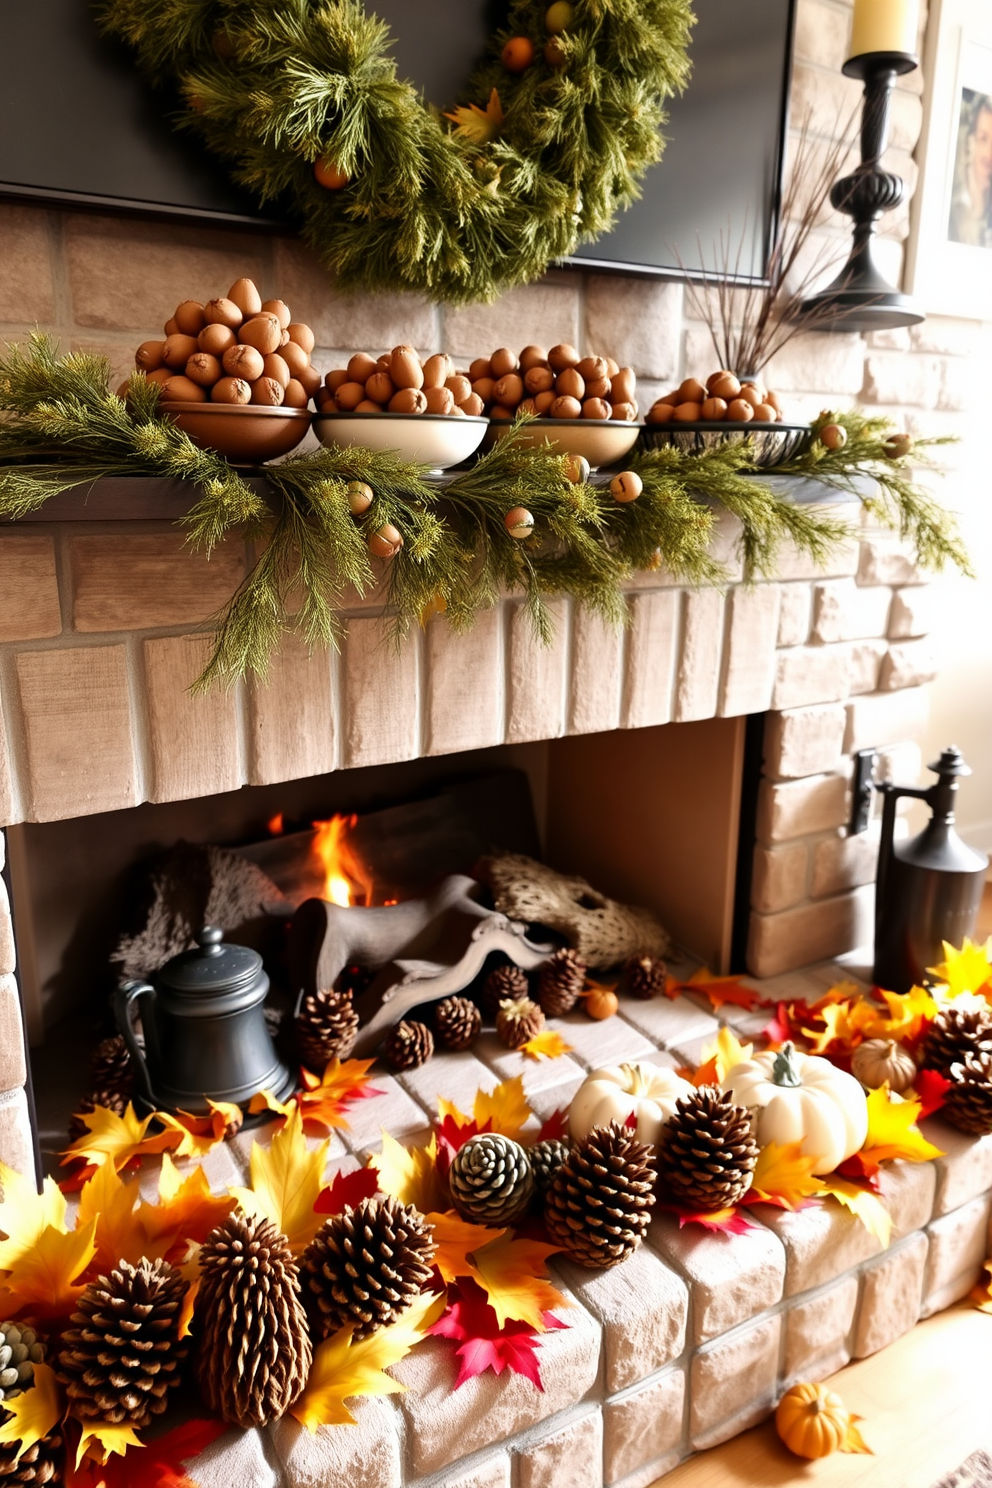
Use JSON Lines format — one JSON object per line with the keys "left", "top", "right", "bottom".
{"left": 69, "top": 1035, "right": 136, "bottom": 1137}
{"left": 920, "top": 1001, "right": 992, "bottom": 1135}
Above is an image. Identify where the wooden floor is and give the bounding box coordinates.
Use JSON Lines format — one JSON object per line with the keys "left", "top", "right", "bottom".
{"left": 653, "top": 1299, "right": 992, "bottom": 1486}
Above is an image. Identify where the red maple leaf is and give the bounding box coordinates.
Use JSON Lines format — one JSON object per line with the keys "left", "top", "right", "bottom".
{"left": 665, "top": 1203, "right": 756, "bottom": 1234}
{"left": 834, "top": 1152, "right": 884, "bottom": 1188}
{"left": 914, "top": 1067, "right": 950, "bottom": 1120}
{"left": 427, "top": 1278, "right": 566, "bottom": 1390}
{"left": 537, "top": 1108, "right": 570, "bottom": 1143}
{"left": 314, "top": 1165, "right": 380, "bottom": 1215}
{"left": 760, "top": 1007, "right": 794, "bottom": 1046}
{"left": 65, "top": 1419, "right": 226, "bottom": 1487}
{"left": 436, "top": 1114, "right": 492, "bottom": 1161}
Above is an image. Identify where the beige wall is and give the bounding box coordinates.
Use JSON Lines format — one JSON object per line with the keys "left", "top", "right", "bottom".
{"left": 0, "top": 0, "right": 989, "bottom": 839}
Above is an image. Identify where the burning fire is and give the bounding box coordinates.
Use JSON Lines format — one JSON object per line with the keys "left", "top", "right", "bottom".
{"left": 312, "top": 813, "right": 372, "bottom": 907}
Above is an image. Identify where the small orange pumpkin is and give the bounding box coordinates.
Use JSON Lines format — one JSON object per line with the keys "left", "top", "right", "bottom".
{"left": 775, "top": 1381, "right": 850, "bottom": 1459}
{"left": 582, "top": 985, "right": 619, "bottom": 1021}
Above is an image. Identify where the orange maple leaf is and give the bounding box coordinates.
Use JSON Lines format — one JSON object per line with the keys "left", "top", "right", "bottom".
{"left": 444, "top": 88, "right": 504, "bottom": 143}
{"left": 424, "top": 1210, "right": 506, "bottom": 1286}
{"left": 800, "top": 999, "right": 859, "bottom": 1055}
{"left": 251, "top": 1059, "right": 379, "bottom": 1135}
{"left": 469, "top": 1231, "right": 567, "bottom": 1332}
{"left": 684, "top": 968, "right": 764, "bottom": 1012}
{"left": 0, "top": 1219, "right": 96, "bottom": 1322}
{"left": 744, "top": 1141, "right": 826, "bottom": 1210}
{"left": 141, "top": 1155, "right": 235, "bottom": 1262}
{"left": 520, "top": 1030, "right": 573, "bottom": 1062}
{"left": 473, "top": 1078, "right": 533, "bottom": 1141}
{"left": 691, "top": 1027, "right": 752, "bottom": 1086}
{"left": 154, "top": 1100, "right": 242, "bottom": 1159}
{"left": 60, "top": 1102, "right": 176, "bottom": 1174}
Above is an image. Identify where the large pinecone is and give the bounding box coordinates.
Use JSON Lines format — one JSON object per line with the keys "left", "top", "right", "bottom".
{"left": 622, "top": 955, "right": 668, "bottom": 1001}
{"left": 384, "top": 1019, "right": 434, "bottom": 1070}
{"left": 300, "top": 1197, "right": 436, "bottom": 1342}
{"left": 433, "top": 996, "right": 481, "bottom": 1051}
{"left": 495, "top": 997, "right": 545, "bottom": 1050}
{"left": 481, "top": 964, "right": 529, "bottom": 1020}
{"left": 657, "top": 1086, "right": 759, "bottom": 1211}
{"left": 57, "top": 1258, "right": 188, "bottom": 1428}
{"left": 544, "top": 1121, "right": 656, "bottom": 1268}
{"left": 943, "top": 1051, "right": 992, "bottom": 1135}
{"left": 529, "top": 1138, "right": 572, "bottom": 1198}
{"left": 0, "top": 1324, "right": 44, "bottom": 1403}
{"left": 921, "top": 1001, "right": 992, "bottom": 1077}
{"left": 536, "top": 950, "right": 586, "bottom": 1016}
{"left": 295, "top": 986, "right": 359, "bottom": 1071}
{"left": 449, "top": 1133, "right": 534, "bottom": 1224}
{"left": 0, "top": 1422, "right": 63, "bottom": 1486}
{"left": 195, "top": 1211, "right": 311, "bottom": 1430}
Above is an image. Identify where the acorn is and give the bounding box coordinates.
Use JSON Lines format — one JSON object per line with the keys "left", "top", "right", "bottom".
{"left": 347, "top": 481, "right": 374, "bottom": 515}
{"left": 504, "top": 507, "right": 534, "bottom": 539}
{"left": 884, "top": 432, "right": 913, "bottom": 459}
{"left": 502, "top": 36, "right": 535, "bottom": 71}
{"left": 545, "top": 1, "right": 574, "bottom": 34}
{"left": 369, "top": 523, "right": 403, "bottom": 558}
{"left": 314, "top": 159, "right": 349, "bottom": 189}
{"left": 820, "top": 423, "right": 848, "bottom": 450}
{"left": 610, "top": 471, "right": 643, "bottom": 503}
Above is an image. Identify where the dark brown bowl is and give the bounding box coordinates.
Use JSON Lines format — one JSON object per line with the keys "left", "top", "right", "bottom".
{"left": 160, "top": 402, "right": 312, "bottom": 462}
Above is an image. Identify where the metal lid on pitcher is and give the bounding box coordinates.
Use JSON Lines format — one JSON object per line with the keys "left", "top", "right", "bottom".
{"left": 159, "top": 926, "right": 262, "bottom": 996}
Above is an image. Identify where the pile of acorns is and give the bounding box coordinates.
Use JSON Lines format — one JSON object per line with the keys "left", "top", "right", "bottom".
{"left": 316, "top": 347, "right": 485, "bottom": 417}
{"left": 468, "top": 345, "right": 638, "bottom": 422}
{"left": 127, "top": 279, "right": 321, "bottom": 409}
{"left": 647, "top": 372, "right": 785, "bottom": 426}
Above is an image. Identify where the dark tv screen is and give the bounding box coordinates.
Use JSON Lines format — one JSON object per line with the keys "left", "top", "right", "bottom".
{"left": 0, "top": 0, "right": 794, "bottom": 283}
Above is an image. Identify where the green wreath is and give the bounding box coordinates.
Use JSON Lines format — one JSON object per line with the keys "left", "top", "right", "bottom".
{"left": 97, "top": 0, "right": 694, "bottom": 302}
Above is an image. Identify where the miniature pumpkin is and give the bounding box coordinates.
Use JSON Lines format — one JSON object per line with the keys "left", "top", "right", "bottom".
{"left": 851, "top": 1037, "right": 917, "bottom": 1094}
{"left": 583, "top": 985, "right": 619, "bottom": 1020}
{"left": 775, "top": 1381, "right": 851, "bottom": 1458}
{"left": 570, "top": 1061, "right": 693, "bottom": 1146}
{"left": 722, "top": 1041, "right": 868, "bottom": 1175}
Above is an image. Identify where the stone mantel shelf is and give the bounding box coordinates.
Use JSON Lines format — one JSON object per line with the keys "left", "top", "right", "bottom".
{"left": 0, "top": 471, "right": 866, "bottom": 523}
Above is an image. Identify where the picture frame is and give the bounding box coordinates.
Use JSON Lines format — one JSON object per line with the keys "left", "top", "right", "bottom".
{"left": 906, "top": 0, "right": 992, "bottom": 320}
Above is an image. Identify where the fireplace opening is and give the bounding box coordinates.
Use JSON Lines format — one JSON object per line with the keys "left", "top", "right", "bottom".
{"left": 3, "top": 713, "right": 761, "bottom": 1172}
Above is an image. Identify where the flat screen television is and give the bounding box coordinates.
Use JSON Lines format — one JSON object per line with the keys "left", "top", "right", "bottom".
{"left": 0, "top": 0, "right": 795, "bottom": 284}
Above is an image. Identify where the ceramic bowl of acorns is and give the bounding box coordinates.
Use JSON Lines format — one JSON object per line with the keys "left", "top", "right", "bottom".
{"left": 644, "top": 371, "right": 811, "bottom": 468}
{"left": 124, "top": 278, "right": 319, "bottom": 462}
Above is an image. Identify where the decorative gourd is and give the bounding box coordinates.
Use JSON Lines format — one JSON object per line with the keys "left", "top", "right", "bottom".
{"left": 851, "top": 1037, "right": 917, "bottom": 1093}
{"left": 722, "top": 1042, "right": 868, "bottom": 1175}
{"left": 569, "top": 1062, "right": 693, "bottom": 1146}
{"left": 775, "top": 1381, "right": 852, "bottom": 1458}
{"left": 583, "top": 986, "right": 619, "bottom": 1021}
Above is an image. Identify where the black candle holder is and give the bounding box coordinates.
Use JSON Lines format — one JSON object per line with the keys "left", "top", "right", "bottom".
{"left": 801, "top": 50, "right": 924, "bottom": 331}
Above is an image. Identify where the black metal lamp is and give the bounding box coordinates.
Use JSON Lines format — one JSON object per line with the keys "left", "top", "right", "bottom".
{"left": 801, "top": 0, "right": 925, "bottom": 331}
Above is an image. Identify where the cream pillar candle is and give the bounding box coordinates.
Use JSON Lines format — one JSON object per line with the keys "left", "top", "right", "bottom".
{"left": 849, "top": 0, "right": 920, "bottom": 57}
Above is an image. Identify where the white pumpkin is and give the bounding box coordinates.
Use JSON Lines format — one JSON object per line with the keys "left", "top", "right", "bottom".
{"left": 569, "top": 1062, "right": 694, "bottom": 1147}
{"left": 722, "top": 1042, "right": 868, "bottom": 1175}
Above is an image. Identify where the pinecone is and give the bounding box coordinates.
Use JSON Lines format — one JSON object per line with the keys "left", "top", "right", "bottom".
{"left": 68, "top": 1086, "right": 129, "bottom": 1141}
{"left": 195, "top": 1211, "right": 311, "bottom": 1430}
{"left": 383, "top": 1019, "right": 434, "bottom": 1070}
{"left": 89, "top": 1036, "right": 134, "bottom": 1102}
{"left": 481, "top": 964, "right": 529, "bottom": 1020}
{"left": 433, "top": 996, "right": 481, "bottom": 1051}
{"left": 0, "top": 1324, "right": 44, "bottom": 1403}
{"left": 295, "top": 986, "right": 359, "bottom": 1071}
{"left": 0, "top": 1421, "right": 63, "bottom": 1486}
{"left": 656, "top": 1086, "right": 759, "bottom": 1211}
{"left": 529, "top": 1138, "right": 572, "bottom": 1197}
{"left": 921, "top": 1002, "right": 992, "bottom": 1077}
{"left": 449, "top": 1133, "right": 534, "bottom": 1224}
{"left": 943, "top": 1051, "right": 992, "bottom": 1135}
{"left": 536, "top": 950, "right": 587, "bottom": 1016}
{"left": 300, "top": 1197, "right": 436, "bottom": 1342}
{"left": 544, "top": 1121, "right": 656, "bottom": 1268}
{"left": 622, "top": 955, "right": 668, "bottom": 1001}
{"left": 56, "top": 1258, "right": 188, "bottom": 1428}
{"left": 495, "top": 997, "right": 545, "bottom": 1050}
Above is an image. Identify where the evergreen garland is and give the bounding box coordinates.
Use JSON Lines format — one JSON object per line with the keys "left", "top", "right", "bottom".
{"left": 95, "top": 0, "right": 695, "bottom": 302}
{"left": 0, "top": 336, "right": 970, "bottom": 689}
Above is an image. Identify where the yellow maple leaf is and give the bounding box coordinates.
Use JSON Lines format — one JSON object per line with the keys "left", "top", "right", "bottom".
{"left": 370, "top": 1131, "right": 446, "bottom": 1215}
{"left": 521, "top": 1030, "right": 573, "bottom": 1062}
{"left": 800, "top": 1000, "right": 858, "bottom": 1055}
{"left": 61, "top": 1102, "right": 175, "bottom": 1173}
{"left": 231, "top": 1106, "right": 327, "bottom": 1254}
{"left": 444, "top": 88, "right": 504, "bottom": 144}
{"left": 860, "top": 1085, "right": 944, "bottom": 1165}
{"left": 75, "top": 1160, "right": 147, "bottom": 1273}
{"left": 693, "top": 1026, "right": 753, "bottom": 1086}
{"left": 469, "top": 1230, "right": 567, "bottom": 1332}
{"left": 0, "top": 1219, "right": 96, "bottom": 1321}
{"left": 290, "top": 1289, "right": 444, "bottom": 1431}
{"left": 0, "top": 1162, "right": 69, "bottom": 1271}
{"left": 424, "top": 1210, "right": 505, "bottom": 1285}
{"left": 436, "top": 1096, "right": 473, "bottom": 1129}
{"left": 248, "top": 1086, "right": 295, "bottom": 1119}
{"left": 0, "top": 1363, "right": 63, "bottom": 1464}
{"left": 474, "top": 1077, "right": 533, "bottom": 1140}
{"left": 140, "top": 1155, "right": 234, "bottom": 1261}
{"left": 928, "top": 937, "right": 992, "bottom": 997}
{"left": 818, "top": 1174, "right": 891, "bottom": 1247}
{"left": 841, "top": 1415, "right": 873, "bottom": 1454}
{"left": 747, "top": 1141, "right": 827, "bottom": 1210}
{"left": 154, "top": 1099, "right": 242, "bottom": 1159}
{"left": 75, "top": 1421, "right": 144, "bottom": 1468}
{"left": 971, "top": 1259, "right": 992, "bottom": 1313}
{"left": 853, "top": 984, "right": 937, "bottom": 1045}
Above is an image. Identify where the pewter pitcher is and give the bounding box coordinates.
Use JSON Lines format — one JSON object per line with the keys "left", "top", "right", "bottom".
{"left": 114, "top": 925, "right": 295, "bottom": 1115}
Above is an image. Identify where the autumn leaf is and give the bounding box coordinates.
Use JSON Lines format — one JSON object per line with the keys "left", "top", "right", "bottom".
{"left": 154, "top": 1100, "right": 242, "bottom": 1159}
{"left": 858, "top": 1085, "right": 945, "bottom": 1168}
{"left": 444, "top": 88, "right": 504, "bottom": 143}
{"left": 0, "top": 1363, "right": 63, "bottom": 1463}
{"left": 537, "top": 1108, "right": 570, "bottom": 1143}
{"left": 469, "top": 1231, "right": 566, "bottom": 1332}
{"left": 290, "top": 1289, "right": 444, "bottom": 1430}
{"left": 75, "top": 1421, "right": 143, "bottom": 1469}
{"left": 928, "top": 937, "right": 992, "bottom": 998}
{"left": 743, "top": 1141, "right": 827, "bottom": 1211}
{"left": 428, "top": 1278, "right": 566, "bottom": 1390}
{"left": 295, "top": 1058, "right": 380, "bottom": 1133}
{"left": 800, "top": 1000, "right": 858, "bottom": 1055}
{"left": 674, "top": 1206, "right": 756, "bottom": 1234}
{"left": 371, "top": 1131, "right": 446, "bottom": 1215}
{"left": 818, "top": 1174, "right": 892, "bottom": 1247}
{"left": 247, "top": 1087, "right": 294, "bottom": 1120}
{"left": 424, "top": 1210, "right": 506, "bottom": 1287}
{"left": 315, "top": 1166, "right": 380, "bottom": 1215}
{"left": 0, "top": 1219, "right": 97, "bottom": 1321}
{"left": 692, "top": 1027, "right": 753, "bottom": 1086}
{"left": 682, "top": 968, "right": 764, "bottom": 1013}
{"left": 436, "top": 1111, "right": 492, "bottom": 1160}
{"left": 61, "top": 1103, "right": 175, "bottom": 1174}
{"left": 0, "top": 1162, "right": 70, "bottom": 1270}
{"left": 141, "top": 1157, "right": 235, "bottom": 1263}
{"left": 841, "top": 1415, "right": 873, "bottom": 1454}
{"left": 75, "top": 1160, "right": 148, "bottom": 1274}
{"left": 473, "top": 1078, "right": 533, "bottom": 1141}
{"left": 520, "top": 1030, "right": 573, "bottom": 1062}
{"left": 869, "top": 985, "right": 938, "bottom": 1046}
{"left": 231, "top": 1106, "right": 327, "bottom": 1254}
{"left": 912, "top": 1067, "right": 950, "bottom": 1120}
{"left": 65, "top": 1418, "right": 227, "bottom": 1488}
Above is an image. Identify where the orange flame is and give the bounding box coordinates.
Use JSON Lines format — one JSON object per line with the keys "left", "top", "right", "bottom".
{"left": 311, "top": 814, "right": 372, "bottom": 907}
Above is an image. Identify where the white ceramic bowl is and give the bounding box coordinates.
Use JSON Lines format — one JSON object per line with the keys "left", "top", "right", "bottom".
{"left": 484, "top": 417, "right": 643, "bottom": 470}
{"left": 314, "top": 412, "right": 488, "bottom": 473}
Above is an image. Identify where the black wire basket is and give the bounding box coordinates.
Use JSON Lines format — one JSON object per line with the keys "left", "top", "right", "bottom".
{"left": 641, "top": 421, "right": 812, "bottom": 469}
